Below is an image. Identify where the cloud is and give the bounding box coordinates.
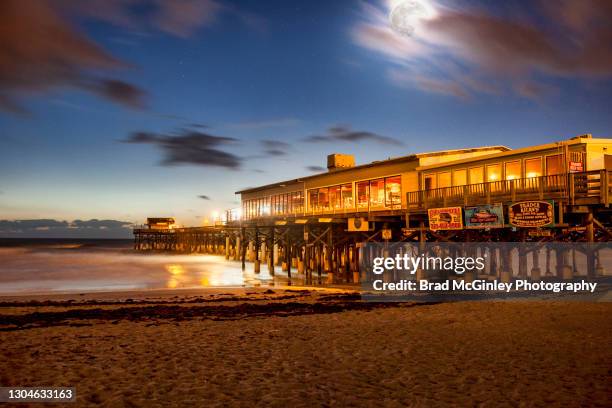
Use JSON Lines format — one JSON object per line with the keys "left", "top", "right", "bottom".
{"left": 352, "top": 0, "right": 612, "bottom": 100}
{"left": 306, "top": 166, "right": 326, "bottom": 172}
{"left": 87, "top": 79, "right": 146, "bottom": 109}
{"left": 226, "top": 118, "right": 301, "bottom": 130}
{"left": 152, "top": 0, "right": 224, "bottom": 38}
{"left": 198, "top": 195, "right": 211, "bottom": 200}
{"left": 303, "top": 125, "right": 402, "bottom": 145}
{"left": 0, "top": 219, "right": 134, "bottom": 238}
{"left": 0, "top": 0, "right": 263, "bottom": 113}
{"left": 0, "top": 0, "right": 147, "bottom": 113}
{"left": 260, "top": 139, "right": 290, "bottom": 156}
{"left": 57, "top": 0, "right": 226, "bottom": 37}
{"left": 123, "top": 128, "right": 242, "bottom": 169}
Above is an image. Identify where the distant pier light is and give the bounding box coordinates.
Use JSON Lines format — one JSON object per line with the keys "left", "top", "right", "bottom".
{"left": 146, "top": 217, "right": 176, "bottom": 230}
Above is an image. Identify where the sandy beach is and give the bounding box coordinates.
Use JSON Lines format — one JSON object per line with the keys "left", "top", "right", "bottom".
{"left": 1, "top": 288, "right": 610, "bottom": 407}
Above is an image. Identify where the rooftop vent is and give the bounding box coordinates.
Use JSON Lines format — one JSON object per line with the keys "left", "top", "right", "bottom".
{"left": 327, "top": 154, "right": 355, "bottom": 172}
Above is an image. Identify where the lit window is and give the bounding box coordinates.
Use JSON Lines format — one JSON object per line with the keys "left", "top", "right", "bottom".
{"left": 318, "top": 187, "right": 329, "bottom": 210}
{"left": 369, "top": 178, "right": 385, "bottom": 208}
{"left": 357, "top": 181, "right": 369, "bottom": 209}
{"left": 505, "top": 161, "right": 521, "bottom": 180}
{"left": 487, "top": 164, "right": 501, "bottom": 182}
{"left": 263, "top": 197, "right": 271, "bottom": 215}
{"left": 385, "top": 176, "right": 401, "bottom": 207}
{"left": 329, "top": 185, "right": 341, "bottom": 209}
{"left": 546, "top": 155, "right": 563, "bottom": 175}
{"left": 453, "top": 169, "right": 467, "bottom": 186}
{"left": 469, "top": 167, "right": 484, "bottom": 184}
{"left": 308, "top": 190, "right": 318, "bottom": 211}
{"left": 525, "top": 158, "right": 542, "bottom": 178}
{"left": 438, "top": 172, "right": 451, "bottom": 188}
{"left": 291, "top": 192, "right": 303, "bottom": 213}
{"left": 341, "top": 184, "right": 353, "bottom": 209}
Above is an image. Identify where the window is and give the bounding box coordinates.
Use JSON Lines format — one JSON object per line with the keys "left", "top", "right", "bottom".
{"left": 291, "top": 191, "right": 303, "bottom": 214}
{"left": 469, "top": 167, "right": 484, "bottom": 184}
{"left": 424, "top": 175, "right": 436, "bottom": 190}
{"left": 318, "top": 187, "right": 329, "bottom": 211}
{"left": 369, "top": 178, "right": 385, "bottom": 208}
{"left": 505, "top": 161, "right": 521, "bottom": 180}
{"left": 329, "top": 185, "right": 341, "bottom": 210}
{"left": 525, "top": 157, "right": 542, "bottom": 178}
{"left": 453, "top": 169, "right": 467, "bottom": 186}
{"left": 546, "top": 154, "right": 564, "bottom": 175}
{"left": 357, "top": 181, "right": 369, "bottom": 209}
{"left": 438, "top": 172, "right": 451, "bottom": 188}
{"left": 341, "top": 184, "right": 353, "bottom": 209}
{"left": 486, "top": 164, "right": 501, "bottom": 182}
{"left": 385, "top": 176, "right": 401, "bottom": 207}
{"left": 308, "top": 190, "right": 318, "bottom": 212}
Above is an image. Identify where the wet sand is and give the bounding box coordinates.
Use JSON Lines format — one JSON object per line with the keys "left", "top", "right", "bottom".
{"left": 1, "top": 289, "right": 610, "bottom": 407}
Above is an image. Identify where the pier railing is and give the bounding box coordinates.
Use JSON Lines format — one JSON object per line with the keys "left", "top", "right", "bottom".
{"left": 407, "top": 170, "right": 611, "bottom": 210}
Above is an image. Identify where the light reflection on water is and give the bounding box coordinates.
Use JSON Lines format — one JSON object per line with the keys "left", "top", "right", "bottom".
{"left": 0, "top": 245, "right": 291, "bottom": 295}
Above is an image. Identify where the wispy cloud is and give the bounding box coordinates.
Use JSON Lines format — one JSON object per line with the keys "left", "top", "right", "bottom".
{"left": 226, "top": 118, "right": 301, "bottom": 130}
{"left": 352, "top": 0, "right": 612, "bottom": 100}
{"left": 0, "top": 219, "right": 134, "bottom": 238}
{"left": 260, "top": 139, "right": 291, "bottom": 156}
{"left": 122, "top": 128, "right": 243, "bottom": 169}
{"left": 0, "top": 0, "right": 265, "bottom": 113}
{"left": 303, "top": 125, "right": 402, "bottom": 145}
{"left": 306, "top": 165, "right": 326, "bottom": 172}
{"left": 0, "top": 0, "right": 147, "bottom": 113}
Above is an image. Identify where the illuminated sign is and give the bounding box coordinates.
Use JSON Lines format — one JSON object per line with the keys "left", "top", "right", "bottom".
{"left": 464, "top": 204, "right": 504, "bottom": 229}
{"left": 569, "top": 161, "right": 583, "bottom": 172}
{"left": 509, "top": 201, "right": 554, "bottom": 227}
{"left": 428, "top": 207, "right": 463, "bottom": 231}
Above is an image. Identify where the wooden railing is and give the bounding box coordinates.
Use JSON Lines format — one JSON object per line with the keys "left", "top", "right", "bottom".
{"left": 407, "top": 170, "right": 611, "bottom": 210}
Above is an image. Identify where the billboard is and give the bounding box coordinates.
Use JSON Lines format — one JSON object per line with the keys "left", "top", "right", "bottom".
{"left": 464, "top": 204, "right": 504, "bottom": 229}
{"left": 509, "top": 200, "right": 554, "bottom": 227}
{"left": 428, "top": 207, "right": 463, "bottom": 231}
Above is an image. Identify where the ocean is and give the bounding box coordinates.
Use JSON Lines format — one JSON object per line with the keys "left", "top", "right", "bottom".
{"left": 0, "top": 238, "right": 276, "bottom": 296}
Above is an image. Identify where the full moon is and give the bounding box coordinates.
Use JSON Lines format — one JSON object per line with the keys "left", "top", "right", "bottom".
{"left": 389, "top": 0, "right": 426, "bottom": 37}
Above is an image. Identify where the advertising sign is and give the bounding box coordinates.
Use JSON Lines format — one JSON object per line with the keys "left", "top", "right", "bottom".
{"left": 569, "top": 161, "right": 583, "bottom": 172}
{"left": 464, "top": 204, "right": 504, "bottom": 229}
{"left": 428, "top": 207, "right": 463, "bottom": 231}
{"left": 509, "top": 201, "right": 554, "bottom": 227}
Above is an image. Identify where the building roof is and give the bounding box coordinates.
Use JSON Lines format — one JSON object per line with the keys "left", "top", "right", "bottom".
{"left": 416, "top": 135, "right": 610, "bottom": 171}
{"left": 235, "top": 145, "right": 509, "bottom": 194}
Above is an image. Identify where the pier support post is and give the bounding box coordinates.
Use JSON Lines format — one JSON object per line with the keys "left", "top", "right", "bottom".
{"left": 303, "top": 226, "right": 310, "bottom": 281}
{"left": 286, "top": 237, "right": 292, "bottom": 281}
{"left": 353, "top": 245, "right": 360, "bottom": 284}
{"left": 326, "top": 228, "right": 334, "bottom": 284}
{"left": 254, "top": 228, "right": 260, "bottom": 274}
{"left": 225, "top": 236, "right": 230, "bottom": 260}
{"left": 240, "top": 228, "right": 246, "bottom": 271}
{"left": 500, "top": 246, "right": 513, "bottom": 283}
{"left": 559, "top": 248, "right": 573, "bottom": 280}
{"left": 268, "top": 227, "right": 275, "bottom": 276}
{"left": 531, "top": 248, "right": 541, "bottom": 280}
{"left": 234, "top": 236, "right": 241, "bottom": 261}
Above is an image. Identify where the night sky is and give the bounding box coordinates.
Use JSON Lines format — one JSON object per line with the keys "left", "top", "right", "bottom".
{"left": 1, "top": 0, "right": 611, "bottom": 237}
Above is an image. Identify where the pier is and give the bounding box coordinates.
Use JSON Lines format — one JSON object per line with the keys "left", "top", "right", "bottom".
{"left": 135, "top": 136, "right": 612, "bottom": 283}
